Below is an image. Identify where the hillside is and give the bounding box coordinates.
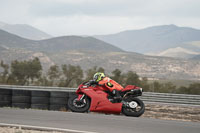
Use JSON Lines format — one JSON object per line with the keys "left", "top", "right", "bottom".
{"left": 192, "top": 54, "right": 200, "bottom": 60}
{"left": 148, "top": 47, "right": 199, "bottom": 59}
{"left": 0, "top": 29, "right": 123, "bottom": 53}
{"left": 147, "top": 41, "right": 200, "bottom": 59}
{"left": 0, "top": 29, "right": 34, "bottom": 49}
{"left": 48, "top": 50, "right": 200, "bottom": 80}
{"left": 35, "top": 36, "right": 123, "bottom": 53}
{"left": 0, "top": 29, "right": 124, "bottom": 71}
{"left": 0, "top": 21, "right": 51, "bottom": 40}
{"left": 0, "top": 45, "right": 7, "bottom": 52}
{"left": 182, "top": 41, "right": 200, "bottom": 52}
{"left": 94, "top": 25, "right": 200, "bottom": 54}
{"left": 1, "top": 29, "right": 200, "bottom": 80}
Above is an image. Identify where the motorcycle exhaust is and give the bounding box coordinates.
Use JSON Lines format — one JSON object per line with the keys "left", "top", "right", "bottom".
{"left": 130, "top": 88, "right": 142, "bottom": 96}
{"left": 123, "top": 88, "right": 142, "bottom": 98}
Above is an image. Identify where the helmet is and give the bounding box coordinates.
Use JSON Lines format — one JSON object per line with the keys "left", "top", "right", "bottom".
{"left": 93, "top": 72, "right": 105, "bottom": 82}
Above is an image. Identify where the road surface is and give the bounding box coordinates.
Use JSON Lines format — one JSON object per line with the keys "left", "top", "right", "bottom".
{"left": 0, "top": 108, "right": 199, "bottom": 133}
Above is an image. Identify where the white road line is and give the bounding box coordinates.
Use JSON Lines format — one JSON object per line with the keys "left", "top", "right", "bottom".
{"left": 0, "top": 123, "right": 98, "bottom": 133}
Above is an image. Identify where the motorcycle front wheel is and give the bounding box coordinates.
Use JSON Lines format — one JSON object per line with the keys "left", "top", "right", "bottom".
{"left": 122, "top": 97, "right": 145, "bottom": 117}
{"left": 68, "top": 95, "right": 90, "bottom": 113}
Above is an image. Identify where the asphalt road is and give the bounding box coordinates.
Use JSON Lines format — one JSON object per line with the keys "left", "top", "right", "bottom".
{"left": 0, "top": 108, "right": 199, "bottom": 133}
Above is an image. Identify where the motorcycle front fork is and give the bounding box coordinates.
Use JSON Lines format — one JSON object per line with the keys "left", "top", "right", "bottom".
{"left": 77, "top": 94, "right": 85, "bottom": 101}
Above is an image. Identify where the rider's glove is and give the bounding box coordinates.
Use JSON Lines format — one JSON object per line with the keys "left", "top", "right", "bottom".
{"left": 89, "top": 80, "right": 98, "bottom": 85}
{"left": 86, "top": 80, "right": 98, "bottom": 86}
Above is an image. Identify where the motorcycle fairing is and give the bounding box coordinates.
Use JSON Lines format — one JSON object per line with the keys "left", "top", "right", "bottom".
{"left": 81, "top": 89, "right": 122, "bottom": 114}
{"left": 121, "top": 85, "right": 140, "bottom": 92}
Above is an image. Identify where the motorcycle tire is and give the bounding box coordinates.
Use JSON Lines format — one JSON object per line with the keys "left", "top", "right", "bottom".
{"left": 68, "top": 95, "right": 90, "bottom": 113}
{"left": 122, "top": 97, "right": 145, "bottom": 117}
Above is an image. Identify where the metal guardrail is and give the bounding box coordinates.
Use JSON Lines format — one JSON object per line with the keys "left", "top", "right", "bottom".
{"left": 0, "top": 84, "right": 76, "bottom": 92}
{"left": 0, "top": 85, "right": 200, "bottom": 105}
{"left": 140, "top": 92, "right": 200, "bottom": 105}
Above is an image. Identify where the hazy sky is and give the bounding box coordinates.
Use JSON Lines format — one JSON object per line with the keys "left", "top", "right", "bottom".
{"left": 0, "top": 0, "right": 200, "bottom": 36}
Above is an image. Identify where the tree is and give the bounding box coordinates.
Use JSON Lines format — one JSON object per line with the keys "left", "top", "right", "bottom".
{"left": 124, "top": 71, "right": 141, "bottom": 87}
{"left": 110, "top": 69, "right": 125, "bottom": 85}
{"left": 188, "top": 83, "right": 200, "bottom": 95}
{"left": 111, "top": 69, "right": 121, "bottom": 82}
{"left": 27, "top": 57, "right": 42, "bottom": 84}
{"left": 140, "top": 77, "right": 150, "bottom": 92}
{"left": 34, "top": 76, "right": 51, "bottom": 86}
{"left": 162, "top": 82, "right": 176, "bottom": 93}
{"left": 150, "top": 81, "right": 162, "bottom": 92}
{"left": 47, "top": 65, "right": 60, "bottom": 86}
{"left": 9, "top": 58, "right": 42, "bottom": 85}
{"left": 149, "top": 81, "right": 176, "bottom": 93}
{"left": 0, "top": 61, "right": 9, "bottom": 84}
{"left": 176, "top": 86, "right": 189, "bottom": 94}
{"left": 176, "top": 83, "right": 200, "bottom": 95}
{"left": 10, "top": 60, "right": 27, "bottom": 85}
{"left": 59, "top": 64, "right": 83, "bottom": 87}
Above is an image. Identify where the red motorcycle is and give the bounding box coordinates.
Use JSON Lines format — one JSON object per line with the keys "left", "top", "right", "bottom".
{"left": 68, "top": 81, "right": 145, "bottom": 117}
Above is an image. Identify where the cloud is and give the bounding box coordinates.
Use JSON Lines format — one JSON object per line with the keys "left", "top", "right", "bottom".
{"left": 28, "top": 0, "right": 200, "bottom": 17}
{"left": 0, "top": 0, "right": 200, "bottom": 35}
{"left": 32, "top": 15, "right": 139, "bottom": 36}
{"left": 0, "top": 0, "right": 33, "bottom": 24}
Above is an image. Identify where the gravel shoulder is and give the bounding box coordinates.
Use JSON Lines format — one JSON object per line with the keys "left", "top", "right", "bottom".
{"left": 0, "top": 127, "right": 63, "bottom": 133}
{"left": 142, "top": 103, "right": 200, "bottom": 122}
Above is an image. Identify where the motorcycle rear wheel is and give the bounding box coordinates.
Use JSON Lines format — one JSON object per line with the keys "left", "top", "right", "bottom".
{"left": 122, "top": 97, "right": 145, "bottom": 117}
{"left": 68, "top": 95, "right": 90, "bottom": 113}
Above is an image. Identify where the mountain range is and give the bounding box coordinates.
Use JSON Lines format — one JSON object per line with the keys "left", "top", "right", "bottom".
{"left": 1, "top": 22, "right": 200, "bottom": 59}
{"left": 94, "top": 25, "right": 200, "bottom": 59}
{"left": 0, "top": 29, "right": 122, "bottom": 53}
{"left": 0, "top": 29, "right": 124, "bottom": 71}
{"left": 0, "top": 21, "right": 51, "bottom": 40}
{"left": 0, "top": 28, "right": 200, "bottom": 80}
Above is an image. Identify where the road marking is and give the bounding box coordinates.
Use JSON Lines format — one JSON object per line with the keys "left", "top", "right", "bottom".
{"left": 0, "top": 123, "right": 98, "bottom": 133}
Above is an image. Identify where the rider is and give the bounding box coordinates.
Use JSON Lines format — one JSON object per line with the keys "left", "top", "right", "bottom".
{"left": 91, "top": 72, "right": 124, "bottom": 100}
